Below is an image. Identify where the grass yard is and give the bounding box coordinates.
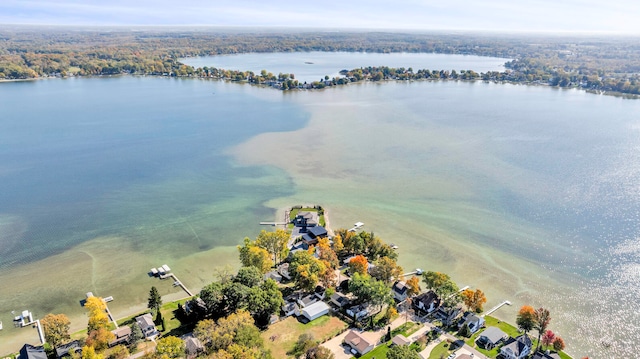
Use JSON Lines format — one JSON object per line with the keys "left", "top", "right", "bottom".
{"left": 357, "top": 343, "right": 390, "bottom": 359}
{"left": 428, "top": 341, "right": 453, "bottom": 359}
{"left": 392, "top": 321, "right": 422, "bottom": 337}
{"left": 261, "top": 316, "right": 348, "bottom": 358}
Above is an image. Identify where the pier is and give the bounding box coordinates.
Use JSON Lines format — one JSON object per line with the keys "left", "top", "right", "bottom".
{"left": 157, "top": 272, "right": 194, "bottom": 297}
{"left": 482, "top": 300, "right": 512, "bottom": 317}
{"left": 103, "top": 299, "right": 118, "bottom": 329}
{"left": 259, "top": 221, "right": 288, "bottom": 226}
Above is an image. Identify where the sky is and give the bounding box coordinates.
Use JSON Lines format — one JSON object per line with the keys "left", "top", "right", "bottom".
{"left": 1, "top": 0, "right": 639, "bottom": 34}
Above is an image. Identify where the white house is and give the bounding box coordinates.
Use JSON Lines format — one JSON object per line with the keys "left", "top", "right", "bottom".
{"left": 458, "top": 312, "right": 485, "bottom": 334}
{"left": 500, "top": 335, "right": 533, "bottom": 359}
{"left": 135, "top": 313, "right": 158, "bottom": 339}
{"left": 392, "top": 281, "right": 408, "bottom": 302}
{"left": 300, "top": 301, "right": 330, "bottom": 322}
{"left": 346, "top": 304, "right": 373, "bottom": 320}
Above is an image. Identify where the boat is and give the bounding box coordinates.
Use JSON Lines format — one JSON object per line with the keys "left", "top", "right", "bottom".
{"left": 304, "top": 61, "right": 314, "bottom": 64}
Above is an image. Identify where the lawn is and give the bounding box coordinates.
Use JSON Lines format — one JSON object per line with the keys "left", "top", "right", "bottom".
{"left": 357, "top": 343, "right": 391, "bottom": 359}
{"left": 261, "top": 316, "right": 348, "bottom": 358}
{"left": 391, "top": 321, "right": 422, "bottom": 337}
{"left": 428, "top": 341, "right": 453, "bottom": 359}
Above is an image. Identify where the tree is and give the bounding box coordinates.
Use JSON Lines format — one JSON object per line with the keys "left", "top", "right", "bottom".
{"left": 348, "top": 255, "right": 368, "bottom": 275}
{"left": 81, "top": 346, "right": 103, "bottom": 359}
{"left": 534, "top": 307, "right": 552, "bottom": 352}
{"left": 290, "top": 250, "right": 326, "bottom": 291}
{"left": 107, "top": 345, "right": 129, "bottom": 359}
{"left": 386, "top": 345, "right": 421, "bottom": 359}
{"left": 317, "top": 238, "right": 339, "bottom": 269}
{"left": 552, "top": 336, "right": 565, "bottom": 352}
{"left": 370, "top": 256, "right": 403, "bottom": 283}
{"left": 234, "top": 266, "right": 264, "bottom": 287}
{"left": 348, "top": 273, "right": 393, "bottom": 311}
{"left": 420, "top": 272, "right": 460, "bottom": 308}
{"left": 238, "top": 237, "right": 274, "bottom": 274}
{"left": 460, "top": 289, "right": 487, "bottom": 313}
{"left": 246, "top": 279, "right": 284, "bottom": 324}
{"left": 85, "top": 328, "right": 115, "bottom": 352}
{"left": 305, "top": 345, "right": 334, "bottom": 359}
{"left": 129, "top": 323, "right": 144, "bottom": 347}
{"left": 155, "top": 336, "right": 185, "bottom": 359}
{"left": 255, "top": 229, "right": 289, "bottom": 265}
{"left": 541, "top": 330, "right": 556, "bottom": 349}
{"left": 422, "top": 271, "right": 450, "bottom": 291}
{"left": 332, "top": 234, "right": 344, "bottom": 255}
{"left": 516, "top": 305, "right": 536, "bottom": 335}
{"left": 288, "top": 333, "right": 316, "bottom": 359}
{"left": 148, "top": 286, "right": 162, "bottom": 315}
{"left": 85, "top": 297, "right": 109, "bottom": 332}
{"left": 200, "top": 282, "right": 226, "bottom": 318}
{"left": 406, "top": 277, "right": 421, "bottom": 297}
{"left": 41, "top": 313, "right": 71, "bottom": 347}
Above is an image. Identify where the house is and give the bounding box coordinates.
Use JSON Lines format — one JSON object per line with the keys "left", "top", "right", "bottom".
{"left": 475, "top": 326, "right": 508, "bottom": 350}
{"left": 297, "top": 294, "right": 318, "bottom": 308}
{"left": 18, "top": 344, "right": 47, "bottom": 359}
{"left": 282, "top": 301, "right": 299, "bottom": 317}
{"left": 289, "top": 242, "right": 310, "bottom": 256}
{"left": 278, "top": 263, "right": 291, "bottom": 280}
{"left": 330, "top": 292, "right": 351, "bottom": 308}
{"left": 392, "top": 281, "right": 408, "bottom": 302}
{"left": 458, "top": 312, "right": 485, "bottom": 334}
{"left": 343, "top": 330, "right": 375, "bottom": 356}
{"left": 55, "top": 341, "right": 81, "bottom": 359}
{"left": 531, "top": 351, "right": 561, "bottom": 359}
{"left": 413, "top": 291, "right": 440, "bottom": 314}
{"left": 135, "top": 313, "right": 159, "bottom": 339}
{"left": 293, "top": 211, "right": 319, "bottom": 229}
{"left": 391, "top": 334, "right": 411, "bottom": 346}
{"left": 184, "top": 297, "right": 207, "bottom": 316}
{"left": 346, "top": 304, "right": 373, "bottom": 320}
{"left": 109, "top": 326, "right": 132, "bottom": 347}
{"left": 184, "top": 336, "right": 204, "bottom": 358}
{"left": 433, "top": 306, "right": 462, "bottom": 326}
{"left": 301, "top": 226, "right": 328, "bottom": 245}
{"left": 500, "top": 335, "right": 533, "bottom": 359}
{"left": 300, "top": 301, "right": 330, "bottom": 322}
{"left": 264, "top": 270, "right": 283, "bottom": 283}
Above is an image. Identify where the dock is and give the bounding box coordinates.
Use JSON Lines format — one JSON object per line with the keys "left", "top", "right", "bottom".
{"left": 157, "top": 272, "right": 194, "bottom": 297}
{"left": 482, "top": 300, "right": 512, "bottom": 317}
{"left": 259, "top": 222, "right": 288, "bottom": 226}
{"left": 103, "top": 299, "right": 118, "bottom": 329}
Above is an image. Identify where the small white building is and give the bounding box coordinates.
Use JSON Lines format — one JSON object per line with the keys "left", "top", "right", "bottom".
{"left": 300, "top": 301, "right": 330, "bottom": 322}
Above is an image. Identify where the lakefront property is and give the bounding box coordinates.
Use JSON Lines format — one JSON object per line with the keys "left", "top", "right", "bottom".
{"left": 4, "top": 206, "right": 576, "bottom": 359}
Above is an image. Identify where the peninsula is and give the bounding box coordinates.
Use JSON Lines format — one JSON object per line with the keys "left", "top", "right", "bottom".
{"left": 5, "top": 206, "right": 578, "bottom": 359}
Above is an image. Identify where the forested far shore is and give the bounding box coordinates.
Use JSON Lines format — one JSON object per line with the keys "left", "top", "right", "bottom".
{"left": 1, "top": 28, "right": 639, "bottom": 96}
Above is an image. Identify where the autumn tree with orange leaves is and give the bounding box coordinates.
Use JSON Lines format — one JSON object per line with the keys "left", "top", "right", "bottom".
{"left": 348, "top": 254, "right": 369, "bottom": 275}
{"left": 460, "top": 288, "right": 487, "bottom": 313}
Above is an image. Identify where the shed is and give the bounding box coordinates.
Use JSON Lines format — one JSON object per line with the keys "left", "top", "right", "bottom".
{"left": 392, "top": 334, "right": 411, "bottom": 346}
{"left": 300, "top": 301, "right": 330, "bottom": 322}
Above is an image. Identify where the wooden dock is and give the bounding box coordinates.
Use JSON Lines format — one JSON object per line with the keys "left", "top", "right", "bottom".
{"left": 103, "top": 301, "right": 118, "bottom": 329}
{"left": 482, "top": 300, "right": 512, "bottom": 317}
{"left": 259, "top": 222, "right": 288, "bottom": 226}
{"left": 159, "top": 273, "right": 194, "bottom": 297}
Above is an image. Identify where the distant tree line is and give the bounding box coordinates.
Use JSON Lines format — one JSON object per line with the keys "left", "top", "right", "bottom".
{"left": 1, "top": 28, "right": 639, "bottom": 96}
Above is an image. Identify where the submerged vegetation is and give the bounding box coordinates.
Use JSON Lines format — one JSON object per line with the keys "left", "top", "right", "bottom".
{"left": 0, "top": 28, "right": 639, "bottom": 96}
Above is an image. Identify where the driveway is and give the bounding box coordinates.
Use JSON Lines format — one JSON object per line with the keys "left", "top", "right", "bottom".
{"left": 320, "top": 331, "right": 353, "bottom": 359}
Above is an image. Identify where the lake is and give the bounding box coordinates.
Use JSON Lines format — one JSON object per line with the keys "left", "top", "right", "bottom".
{"left": 1, "top": 53, "right": 639, "bottom": 358}
{"left": 181, "top": 51, "right": 509, "bottom": 83}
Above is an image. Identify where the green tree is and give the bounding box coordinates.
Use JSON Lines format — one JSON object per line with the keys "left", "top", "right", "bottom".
{"left": 516, "top": 305, "right": 536, "bottom": 335}
{"left": 305, "top": 345, "right": 334, "bottom": 359}
{"left": 386, "top": 344, "right": 421, "bottom": 359}
{"left": 155, "top": 336, "right": 185, "bottom": 359}
{"left": 234, "top": 266, "right": 264, "bottom": 287}
{"left": 288, "top": 333, "right": 316, "bottom": 359}
{"left": 107, "top": 345, "right": 129, "bottom": 359}
{"left": 421, "top": 271, "right": 460, "bottom": 307}
{"left": 148, "top": 286, "right": 162, "bottom": 315}
{"left": 246, "top": 279, "right": 284, "bottom": 323}
{"left": 129, "top": 323, "right": 144, "bottom": 348}
{"left": 370, "top": 256, "right": 403, "bottom": 283}
{"left": 290, "top": 250, "right": 326, "bottom": 291}
{"left": 255, "top": 229, "right": 289, "bottom": 265}
{"left": 200, "top": 282, "right": 226, "bottom": 318}
{"left": 41, "top": 313, "right": 71, "bottom": 347}
{"left": 348, "top": 273, "right": 393, "bottom": 311}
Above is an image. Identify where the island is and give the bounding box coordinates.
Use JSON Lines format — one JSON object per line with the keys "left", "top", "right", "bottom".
{"left": 6, "top": 206, "right": 578, "bottom": 359}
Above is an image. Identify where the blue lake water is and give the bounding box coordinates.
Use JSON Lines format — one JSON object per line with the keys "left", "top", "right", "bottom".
{"left": 0, "top": 52, "right": 639, "bottom": 357}
{"left": 181, "top": 51, "right": 509, "bottom": 82}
